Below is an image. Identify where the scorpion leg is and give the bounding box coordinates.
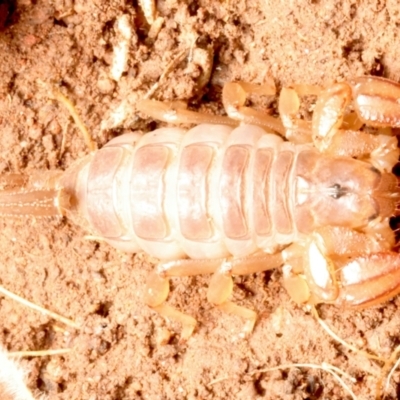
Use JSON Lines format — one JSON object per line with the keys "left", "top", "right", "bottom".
{"left": 136, "top": 99, "right": 237, "bottom": 126}
{"left": 221, "top": 81, "right": 329, "bottom": 145}
{"left": 145, "top": 252, "right": 283, "bottom": 339}
{"left": 207, "top": 252, "right": 283, "bottom": 335}
{"left": 278, "top": 82, "right": 362, "bottom": 145}
{"left": 221, "top": 81, "right": 286, "bottom": 137}
{"left": 139, "top": 80, "right": 312, "bottom": 142}
{"left": 277, "top": 87, "right": 314, "bottom": 143}
{"left": 311, "top": 81, "right": 353, "bottom": 151}
{"left": 145, "top": 258, "right": 218, "bottom": 340}
{"left": 140, "top": 80, "right": 285, "bottom": 134}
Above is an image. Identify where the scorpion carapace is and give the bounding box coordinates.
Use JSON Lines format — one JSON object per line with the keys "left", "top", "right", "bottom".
{"left": 2, "top": 76, "right": 400, "bottom": 338}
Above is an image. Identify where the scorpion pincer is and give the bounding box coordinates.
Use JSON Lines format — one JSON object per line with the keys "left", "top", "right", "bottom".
{"left": 1, "top": 76, "right": 400, "bottom": 339}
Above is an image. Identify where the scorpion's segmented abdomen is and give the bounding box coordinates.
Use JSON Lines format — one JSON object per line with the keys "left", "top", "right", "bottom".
{"left": 80, "top": 125, "right": 309, "bottom": 260}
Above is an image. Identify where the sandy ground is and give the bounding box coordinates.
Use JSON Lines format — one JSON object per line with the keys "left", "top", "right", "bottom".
{"left": 0, "top": 0, "right": 400, "bottom": 399}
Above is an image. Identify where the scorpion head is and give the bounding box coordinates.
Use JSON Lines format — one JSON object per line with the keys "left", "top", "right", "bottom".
{"left": 295, "top": 150, "right": 400, "bottom": 232}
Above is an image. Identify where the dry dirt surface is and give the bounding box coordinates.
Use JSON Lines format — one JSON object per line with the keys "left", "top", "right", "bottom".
{"left": 0, "top": 0, "right": 400, "bottom": 399}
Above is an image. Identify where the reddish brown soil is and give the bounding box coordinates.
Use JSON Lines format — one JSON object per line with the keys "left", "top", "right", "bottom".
{"left": 0, "top": 0, "right": 400, "bottom": 399}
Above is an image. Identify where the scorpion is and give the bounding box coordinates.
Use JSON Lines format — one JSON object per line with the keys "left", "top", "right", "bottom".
{"left": 1, "top": 76, "right": 400, "bottom": 340}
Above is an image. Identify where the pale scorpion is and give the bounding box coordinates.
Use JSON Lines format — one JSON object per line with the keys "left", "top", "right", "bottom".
{"left": 1, "top": 76, "right": 400, "bottom": 339}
